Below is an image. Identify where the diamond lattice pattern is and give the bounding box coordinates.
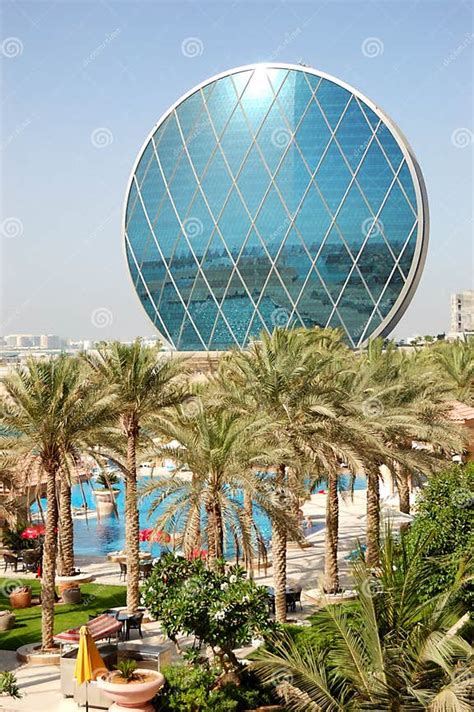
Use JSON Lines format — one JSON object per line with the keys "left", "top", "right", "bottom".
{"left": 125, "top": 67, "right": 419, "bottom": 350}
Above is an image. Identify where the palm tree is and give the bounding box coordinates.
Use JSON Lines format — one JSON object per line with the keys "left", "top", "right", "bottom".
{"left": 215, "top": 328, "right": 336, "bottom": 620}
{"left": 141, "top": 399, "right": 295, "bottom": 569}
{"left": 353, "top": 340, "right": 466, "bottom": 564}
{"left": 216, "top": 328, "right": 372, "bottom": 610}
{"left": 0, "top": 356, "right": 112, "bottom": 648}
{"left": 82, "top": 340, "right": 188, "bottom": 612}
{"left": 430, "top": 340, "right": 474, "bottom": 405}
{"left": 0, "top": 464, "right": 25, "bottom": 528}
{"left": 252, "top": 527, "right": 473, "bottom": 711}
{"left": 303, "top": 355, "right": 386, "bottom": 593}
{"left": 94, "top": 470, "right": 121, "bottom": 489}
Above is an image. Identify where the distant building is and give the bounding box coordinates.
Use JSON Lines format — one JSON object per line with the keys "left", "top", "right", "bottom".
{"left": 450, "top": 290, "right": 474, "bottom": 334}
{"left": 5, "top": 334, "right": 39, "bottom": 347}
{"left": 125, "top": 63, "right": 428, "bottom": 351}
{"left": 2, "top": 334, "right": 63, "bottom": 349}
{"left": 39, "top": 334, "right": 61, "bottom": 349}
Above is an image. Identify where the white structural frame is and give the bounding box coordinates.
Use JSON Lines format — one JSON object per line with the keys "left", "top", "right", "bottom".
{"left": 122, "top": 62, "right": 429, "bottom": 349}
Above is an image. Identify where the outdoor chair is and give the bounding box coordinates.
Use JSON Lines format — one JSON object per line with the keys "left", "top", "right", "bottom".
{"left": 126, "top": 612, "right": 144, "bottom": 640}
{"left": 139, "top": 562, "right": 152, "bottom": 580}
{"left": 285, "top": 590, "right": 303, "bottom": 612}
{"left": 289, "top": 589, "right": 302, "bottom": 611}
{"left": 119, "top": 562, "right": 127, "bottom": 581}
{"left": 267, "top": 593, "right": 275, "bottom": 615}
{"left": 3, "top": 553, "right": 18, "bottom": 572}
{"left": 22, "top": 549, "right": 41, "bottom": 573}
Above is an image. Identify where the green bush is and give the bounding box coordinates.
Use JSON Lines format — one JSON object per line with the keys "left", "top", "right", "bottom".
{"left": 0, "top": 671, "right": 22, "bottom": 699}
{"left": 404, "top": 463, "right": 474, "bottom": 605}
{"left": 2, "top": 524, "right": 35, "bottom": 552}
{"left": 141, "top": 554, "right": 275, "bottom": 670}
{"left": 157, "top": 663, "right": 274, "bottom": 712}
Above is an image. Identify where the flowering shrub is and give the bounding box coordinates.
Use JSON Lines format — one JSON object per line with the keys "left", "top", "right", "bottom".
{"left": 141, "top": 553, "right": 274, "bottom": 669}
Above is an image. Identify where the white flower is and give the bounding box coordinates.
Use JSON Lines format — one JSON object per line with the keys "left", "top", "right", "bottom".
{"left": 242, "top": 595, "right": 250, "bottom": 603}
{"left": 214, "top": 610, "right": 226, "bottom": 621}
{"left": 392, "top": 565, "right": 397, "bottom": 571}
{"left": 140, "top": 596, "right": 145, "bottom": 605}
{"left": 229, "top": 575, "right": 237, "bottom": 584}
{"left": 221, "top": 582, "right": 228, "bottom": 591}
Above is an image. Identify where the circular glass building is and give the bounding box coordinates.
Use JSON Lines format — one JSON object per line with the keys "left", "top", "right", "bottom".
{"left": 124, "top": 63, "right": 428, "bottom": 350}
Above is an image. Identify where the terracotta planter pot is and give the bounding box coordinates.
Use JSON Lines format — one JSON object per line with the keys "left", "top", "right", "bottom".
{"left": 97, "top": 669, "right": 164, "bottom": 712}
{"left": 58, "top": 581, "right": 80, "bottom": 595}
{"left": 9, "top": 589, "right": 32, "bottom": 609}
{"left": 0, "top": 610, "right": 15, "bottom": 630}
{"left": 61, "top": 587, "right": 81, "bottom": 604}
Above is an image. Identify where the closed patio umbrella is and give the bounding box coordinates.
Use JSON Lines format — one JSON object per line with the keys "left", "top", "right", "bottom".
{"left": 74, "top": 625, "right": 107, "bottom": 711}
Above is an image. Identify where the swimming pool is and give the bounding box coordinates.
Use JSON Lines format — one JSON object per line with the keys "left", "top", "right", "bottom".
{"left": 31, "top": 474, "right": 366, "bottom": 558}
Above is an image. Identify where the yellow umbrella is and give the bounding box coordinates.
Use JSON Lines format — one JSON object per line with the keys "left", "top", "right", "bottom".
{"left": 74, "top": 625, "right": 107, "bottom": 711}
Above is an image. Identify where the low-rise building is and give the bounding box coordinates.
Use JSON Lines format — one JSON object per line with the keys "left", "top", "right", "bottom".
{"left": 450, "top": 290, "right": 474, "bottom": 334}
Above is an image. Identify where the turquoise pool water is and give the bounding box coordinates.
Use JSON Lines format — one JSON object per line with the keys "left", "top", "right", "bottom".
{"left": 31, "top": 474, "right": 366, "bottom": 558}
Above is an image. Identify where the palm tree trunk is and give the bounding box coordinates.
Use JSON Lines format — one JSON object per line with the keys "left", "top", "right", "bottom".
{"left": 366, "top": 469, "right": 380, "bottom": 567}
{"left": 398, "top": 467, "right": 411, "bottom": 514}
{"left": 41, "top": 466, "right": 59, "bottom": 650}
{"left": 287, "top": 468, "right": 301, "bottom": 542}
{"left": 323, "top": 470, "right": 339, "bottom": 593}
{"left": 206, "top": 511, "right": 217, "bottom": 562}
{"left": 273, "top": 463, "right": 287, "bottom": 623}
{"left": 184, "top": 505, "right": 201, "bottom": 558}
{"left": 58, "top": 476, "right": 75, "bottom": 576}
{"left": 125, "top": 426, "right": 140, "bottom": 613}
{"left": 206, "top": 495, "right": 224, "bottom": 568}
{"left": 183, "top": 474, "right": 201, "bottom": 558}
{"left": 243, "top": 489, "right": 254, "bottom": 577}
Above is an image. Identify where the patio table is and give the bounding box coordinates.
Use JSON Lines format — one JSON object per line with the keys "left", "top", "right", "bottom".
{"left": 116, "top": 610, "right": 144, "bottom": 641}
{"left": 265, "top": 584, "right": 302, "bottom": 613}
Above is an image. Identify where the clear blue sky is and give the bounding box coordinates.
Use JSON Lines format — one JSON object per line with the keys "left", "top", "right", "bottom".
{"left": 1, "top": 0, "right": 472, "bottom": 342}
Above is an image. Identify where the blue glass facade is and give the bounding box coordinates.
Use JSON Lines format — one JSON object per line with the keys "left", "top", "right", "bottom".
{"left": 125, "top": 64, "right": 427, "bottom": 350}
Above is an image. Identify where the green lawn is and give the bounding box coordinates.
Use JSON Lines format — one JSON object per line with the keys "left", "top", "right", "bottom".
{"left": 0, "top": 577, "right": 126, "bottom": 651}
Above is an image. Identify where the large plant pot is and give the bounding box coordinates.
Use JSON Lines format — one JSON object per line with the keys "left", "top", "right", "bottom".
{"left": 58, "top": 581, "right": 77, "bottom": 595}
{"left": 61, "top": 587, "right": 81, "bottom": 604}
{"left": 0, "top": 610, "right": 15, "bottom": 630}
{"left": 94, "top": 489, "right": 120, "bottom": 517}
{"left": 97, "top": 669, "right": 164, "bottom": 712}
{"left": 9, "top": 589, "right": 32, "bottom": 609}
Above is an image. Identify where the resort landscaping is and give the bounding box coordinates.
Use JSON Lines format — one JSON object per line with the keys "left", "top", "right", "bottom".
{"left": 0, "top": 580, "right": 126, "bottom": 652}
{"left": 0, "top": 331, "right": 473, "bottom": 710}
